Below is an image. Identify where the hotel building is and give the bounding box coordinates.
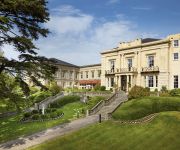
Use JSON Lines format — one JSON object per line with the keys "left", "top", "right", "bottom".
{"left": 101, "top": 33, "right": 180, "bottom": 91}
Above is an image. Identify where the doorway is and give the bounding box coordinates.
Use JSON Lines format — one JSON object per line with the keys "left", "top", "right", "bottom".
{"left": 121, "top": 75, "right": 127, "bottom": 91}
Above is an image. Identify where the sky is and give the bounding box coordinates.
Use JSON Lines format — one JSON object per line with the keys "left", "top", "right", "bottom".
{"left": 3, "top": 0, "right": 180, "bottom": 65}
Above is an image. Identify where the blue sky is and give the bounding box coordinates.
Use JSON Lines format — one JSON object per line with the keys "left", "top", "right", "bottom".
{"left": 4, "top": 0, "right": 180, "bottom": 65}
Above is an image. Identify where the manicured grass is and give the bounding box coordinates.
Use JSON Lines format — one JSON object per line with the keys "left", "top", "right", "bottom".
{"left": 29, "top": 111, "right": 180, "bottom": 150}
{"left": 0, "top": 102, "right": 86, "bottom": 143}
{"left": 86, "top": 96, "right": 106, "bottom": 109}
{"left": 112, "top": 96, "right": 180, "bottom": 120}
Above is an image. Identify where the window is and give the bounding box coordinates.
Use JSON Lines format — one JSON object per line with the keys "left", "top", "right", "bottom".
{"left": 86, "top": 71, "right": 88, "bottom": 78}
{"left": 174, "top": 75, "right": 178, "bottom": 88}
{"left": 111, "top": 78, "right": 114, "bottom": 87}
{"left": 174, "top": 53, "right": 179, "bottom": 60}
{"left": 75, "top": 72, "right": 78, "bottom": 79}
{"left": 80, "top": 72, "right": 83, "bottom": 79}
{"left": 98, "top": 70, "right": 101, "bottom": 77}
{"left": 156, "top": 76, "right": 158, "bottom": 87}
{"left": 144, "top": 76, "right": 146, "bottom": 87}
{"left": 62, "top": 71, "right": 65, "bottom": 78}
{"left": 148, "top": 56, "right": 154, "bottom": 67}
{"left": 128, "top": 75, "right": 131, "bottom": 87}
{"left": 127, "top": 58, "right": 132, "bottom": 71}
{"left": 107, "top": 78, "right": 109, "bottom": 87}
{"left": 70, "top": 71, "right": 73, "bottom": 79}
{"left": 91, "top": 71, "right": 94, "bottom": 78}
{"left": 110, "top": 60, "right": 115, "bottom": 72}
{"left": 148, "top": 76, "right": 154, "bottom": 87}
{"left": 174, "top": 40, "right": 179, "bottom": 47}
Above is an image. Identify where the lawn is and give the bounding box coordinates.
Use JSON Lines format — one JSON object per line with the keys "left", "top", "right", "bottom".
{"left": 29, "top": 111, "right": 180, "bottom": 150}
{"left": 0, "top": 102, "right": 86, "bottom": 143}
{"left": 0, "top": 95, "right": 105, "bottom": 143}
{"left": 112, "top": 96, "right": 180, "bottom": 120}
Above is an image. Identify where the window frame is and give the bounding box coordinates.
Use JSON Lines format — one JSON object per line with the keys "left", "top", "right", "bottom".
{"left": 173, "top": 53, "right": 179, "bottom": 61}
{"left": 174, "top": 40, "right": 179, "bottom": 47}
{"left": 148, "top": 55, "right": 154, "bottom": 67}
{"left": 148, "top": 75, "right": 154, "bottom": 87}
{"left": 174, "top": 75, "right": 178, "bottom": 88}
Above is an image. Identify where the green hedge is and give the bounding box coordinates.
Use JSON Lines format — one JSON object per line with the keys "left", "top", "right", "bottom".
{"left": 50, "top": 95, "right": 80, "bottom": 108}
{"left": 169, "top": 88, "right": 180, "bottom": 97}
{"left": 112, "top": 97, "right": 180, "bottom": 120}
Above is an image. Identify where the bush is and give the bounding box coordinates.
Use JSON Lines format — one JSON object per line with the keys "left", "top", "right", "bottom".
{"left": 29, "top": 91, "right": 52, "bottom": 103}
{"left": 161, "top": 86, "right": 168, "bottom": 93}
{"left": 41, "top": 114, "right": 50, "bottom": 119}
{"left": 49, "top": 82, "right": 63, "bottom": 96}
{"left": 50, "top": 112, "right": 58, "bottom": 118}
{"left": 128, "top": 85, "right": 150, "bottom": 99}
{"left": 100, "top": 86, "right": 106, "bottom": 91}
{"left": 30, "top": 87, "right": 39, "bottom": 95}
{"left": 169, "top": 88, "right": 180, "bottom": 97}
{"left": 32, "top": 114, "right": 41, "bottom": 120}
{"left": 32, "top": 110, "right": 39, "bottom": 114}
{"left": 50, "top": 95, "right": 80, "bottom": 108}
{"left": 94, "top": 84, "right": 101, "bottom": 91}
{"left": 24, "top": 112, "right": 31, "bottom": 118}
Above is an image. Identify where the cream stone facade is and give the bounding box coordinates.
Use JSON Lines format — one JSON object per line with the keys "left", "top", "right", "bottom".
{"left": 101, "top": 33, "right": 180, "bottom": 91}
{"left": 51, "top": 58, "right": 80, "bottom": 88}
{"left": 51, "top": 59, "right": 101, "bottom": 89}
{"left": 79, "top": 64, "right": 101, "bottom": 89}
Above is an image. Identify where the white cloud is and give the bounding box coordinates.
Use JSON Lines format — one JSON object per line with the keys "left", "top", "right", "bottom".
{"left": 47, "top": 15, "right": 93, "bottom": 34}
{"left": 3, "top": 5, "right": 159, "bottom": 66}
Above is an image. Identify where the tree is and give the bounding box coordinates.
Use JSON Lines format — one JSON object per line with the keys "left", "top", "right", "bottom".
{"left": 0, "top": 0, "right": 57, "bottom": 96}
{"left": 0, "top": 73, "right": 24, "bottom": 111}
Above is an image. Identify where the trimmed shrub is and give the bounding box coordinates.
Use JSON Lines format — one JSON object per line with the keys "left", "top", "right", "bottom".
{"left": 50, "top": 95, "right": 80, "bottom": 108}
{"left": 32, "top": 114, "right": 41, "bottom": 120}
{"left": 128, "top": 85, "right": 150, "bottom": 99}
{"left": 161, "top": 86, "right": 168, "bottom": 93}
{"left": 169, "top": 88, "right": 180, "bottom": 97}
{"left": 41, "top": 114, "right": 50, "bottom": 119}
{"left": 32, "top": 110, "right": 39, "bottom": 114}
{"left": 100, "top": 86, "right": 106, "bottom": 91}
{"left": 50, "top": 112, "right": 58, "bottom": 118}
{"left": 24, "top": 112, "right": 31, "bottom": 118}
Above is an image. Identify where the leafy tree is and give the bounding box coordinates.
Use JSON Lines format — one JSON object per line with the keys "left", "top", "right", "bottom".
{"left": 0, "top": 0, "right": 57, "bottom": 97}
{"left": 0, "top": 73, "right": 24, "bottom": 111}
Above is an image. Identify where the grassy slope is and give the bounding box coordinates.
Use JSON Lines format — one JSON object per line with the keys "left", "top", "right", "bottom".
{"left": 29, "top": 111, "right": 180, "bottom": 150}
{"left": 0, "top": 102, "right": 86, "bottom": 143}
{"left": 112, "top": 96, "right": 180, "bottom": 120}
{"left": 0, "top": 96, "right": 104, "bottom": 143}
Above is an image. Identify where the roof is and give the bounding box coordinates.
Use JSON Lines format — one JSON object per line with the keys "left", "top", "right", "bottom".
{"left": 142, "top": 38, "right": 161, "bottom": 43}
{"left": 49, "top": 58, "right": 79, "bottom": 68}
{"left": 80, "top": 64, "right": 101, "bottom": 68}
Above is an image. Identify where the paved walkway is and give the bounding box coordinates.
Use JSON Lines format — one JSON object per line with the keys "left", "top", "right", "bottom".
{"left": 0, "top": 115, "right": 99, "bottom": 150}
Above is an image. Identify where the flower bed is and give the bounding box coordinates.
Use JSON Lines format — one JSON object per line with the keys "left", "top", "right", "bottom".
{"left": 20, "top": 108, "right": 64, "bottom": 123}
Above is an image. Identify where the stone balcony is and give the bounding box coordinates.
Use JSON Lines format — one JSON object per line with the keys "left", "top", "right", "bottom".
{"left": 141, "top": 66, "right": 159, "bottom": 73}
{"left": 105, "top": 70, "right": 115, "bottom": 75}
{"left": 116, "top": 67, "right": 138, "bottom": 74}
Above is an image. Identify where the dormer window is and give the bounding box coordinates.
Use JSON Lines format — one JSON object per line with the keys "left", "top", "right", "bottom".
{"left": 174, "top": 40, "right": 179, "bottom": 47}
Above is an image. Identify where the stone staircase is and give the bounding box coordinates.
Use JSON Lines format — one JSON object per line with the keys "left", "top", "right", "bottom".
{"left": 96, "top": 91, "right": 128, "bottom": 119}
